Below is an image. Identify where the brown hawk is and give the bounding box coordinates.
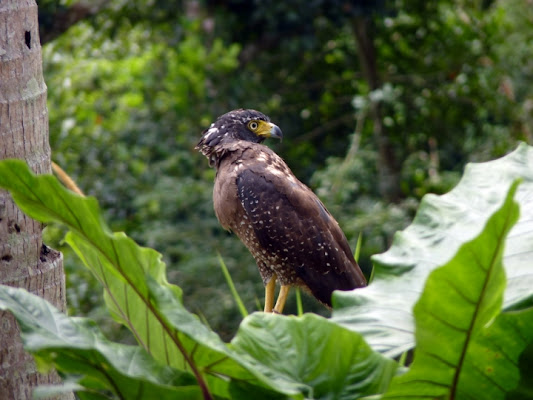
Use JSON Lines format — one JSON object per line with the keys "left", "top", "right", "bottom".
{"left": 196, "top": 109, "right": 366, "bottom": 313}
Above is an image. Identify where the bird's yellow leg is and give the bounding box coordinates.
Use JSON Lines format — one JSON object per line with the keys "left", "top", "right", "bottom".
{"left": 273, "top": 285, "right": 291, "bottom": 314}
{"left": 264, "top": 275, "right": 277, "bottom": 312}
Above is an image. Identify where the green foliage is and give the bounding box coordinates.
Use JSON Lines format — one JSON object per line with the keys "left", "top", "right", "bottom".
{"left": 383, "top": 181, "right": 532, "bottom": 399}
{"left": 230, "top": 313, "right": 398, "bottom": 399}
{"left": 41, "top": 0, "right": 533, "bottom": 339}
{"left": 0, "top": 0, "right": 526, "bottom": 396}
{"left": 0, "top": 160, "right": 264, "bottom": 398}
{"left": 332, "top": 143, "right": 533, "bottom": 357}
{"left": 0, "top": 286, "right": 200, "bottom": 399}
{"left": 0, "top": 160, "right": 396, "bottom": 399}
{"left": 43, "top": 15, "right": 261, "bottom": 338}
{"left": 32, "top": 0, "right": 533, "bottom": 394}
{"left": 310, "top": 0, "right": 533, "bottom": 271}
{"left": 1, "top": 144, "right": 533, "bottom": 398}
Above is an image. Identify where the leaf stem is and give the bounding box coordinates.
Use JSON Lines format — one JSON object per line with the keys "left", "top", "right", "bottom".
{"left": 218, "top": 253, "right": 248, "bottom": 318}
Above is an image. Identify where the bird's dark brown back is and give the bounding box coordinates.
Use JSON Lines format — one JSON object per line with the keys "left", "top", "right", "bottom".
{"left": 232, "top": 144, "right": 366, "bottom": 306}
{"left": 197, "top": 109, "right": 367, "bottom": 308}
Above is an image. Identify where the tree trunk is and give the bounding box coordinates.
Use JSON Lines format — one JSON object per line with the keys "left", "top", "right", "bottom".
{"left": 352, "top": 16, "right": 402, "bottom": 203}
{"left": 0, "top": 1, "right": 72, "bottom": 399}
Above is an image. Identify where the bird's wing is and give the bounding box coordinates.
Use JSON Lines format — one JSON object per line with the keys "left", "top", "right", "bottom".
{"left": 236, "top": 163, "right": 366, "bottom": 305}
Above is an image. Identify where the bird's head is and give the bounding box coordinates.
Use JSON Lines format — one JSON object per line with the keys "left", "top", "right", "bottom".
{"left": 196, "top": 109, "right": 283, "bottom": 162}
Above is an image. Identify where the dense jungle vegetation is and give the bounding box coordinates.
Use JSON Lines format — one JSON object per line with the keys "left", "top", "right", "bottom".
{"left": 37, "top": 0, "right": 531, "bottom": 340}
{"left": 1, "top": 1, "right": 533, "bottom": 399}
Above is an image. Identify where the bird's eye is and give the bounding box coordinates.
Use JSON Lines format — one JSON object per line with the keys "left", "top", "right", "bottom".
{"left": 248, "top": 121, "right": 259, "bottom": 130}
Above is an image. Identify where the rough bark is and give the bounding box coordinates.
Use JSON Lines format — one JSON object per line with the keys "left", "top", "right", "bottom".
{"left": 0, "top": 1, "right": 72, "bottom": 399}
{"left": 352, "top": 16, "right": 402, "bottom": 203}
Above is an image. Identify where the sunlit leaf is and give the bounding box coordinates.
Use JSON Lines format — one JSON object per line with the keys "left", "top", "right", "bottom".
{"left": 383, "top": 180, "right": 533, "bottom": 399}
{"left": 332, "top": 143, "right": 533, "bottom": 357}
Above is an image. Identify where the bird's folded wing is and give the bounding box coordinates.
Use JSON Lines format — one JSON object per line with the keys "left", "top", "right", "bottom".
{"left": 236, "top": 167, "right": 366, "bottom": 305}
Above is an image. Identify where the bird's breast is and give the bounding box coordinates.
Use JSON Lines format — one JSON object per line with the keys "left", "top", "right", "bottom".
{"left": 213, "top": 160, "right": 244, "bottom": 231}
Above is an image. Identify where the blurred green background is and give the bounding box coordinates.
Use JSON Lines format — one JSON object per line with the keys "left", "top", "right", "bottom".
{"left": 38, "top": 0, "right": 532, "bottom": 341}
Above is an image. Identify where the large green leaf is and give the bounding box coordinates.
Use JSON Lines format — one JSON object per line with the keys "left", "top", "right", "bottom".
{"left": 0, "top": 285, "right": 201, "bottom": 399}
{"left": 0, "top": 159, "right": 400, "bottom": 399}
{"left": 143, "top": 276, "right": 302, "bottom": 398}
{"left": 383, "top": 180, "right": 533, "bottom": 399}
{"left": 0, "top": 160, "right": 266, "bottom": 398}
{"left": 230, "top": 313, "right": 399, "bottom": 400}
{"left": 332, "top": 143, "right": 533, "bottom": 357}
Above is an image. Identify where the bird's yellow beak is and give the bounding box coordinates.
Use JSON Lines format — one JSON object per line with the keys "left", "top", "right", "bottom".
{"left": 257, "top": 121, "right": 283, "bottom": 141}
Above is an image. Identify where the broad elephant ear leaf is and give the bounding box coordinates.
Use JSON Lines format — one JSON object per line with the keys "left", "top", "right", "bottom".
{"left": 332, "top": 143, "right": 533, "bottom": 357}
{"left": 0, "top": 159, "right": 291, "bottom": 398}
{"left": 230, "top": 313, "right": 399, "bottom": 400}
{"left": 383, "top": 179, "right": 533, "bottom": 399}
{"left": 0, "top": 285, "right": 201, "bottom": 400}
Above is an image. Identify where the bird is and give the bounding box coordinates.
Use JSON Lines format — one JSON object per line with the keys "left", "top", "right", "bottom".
{"left": 196, "top": 109, "right": 367, "bottom": 313}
